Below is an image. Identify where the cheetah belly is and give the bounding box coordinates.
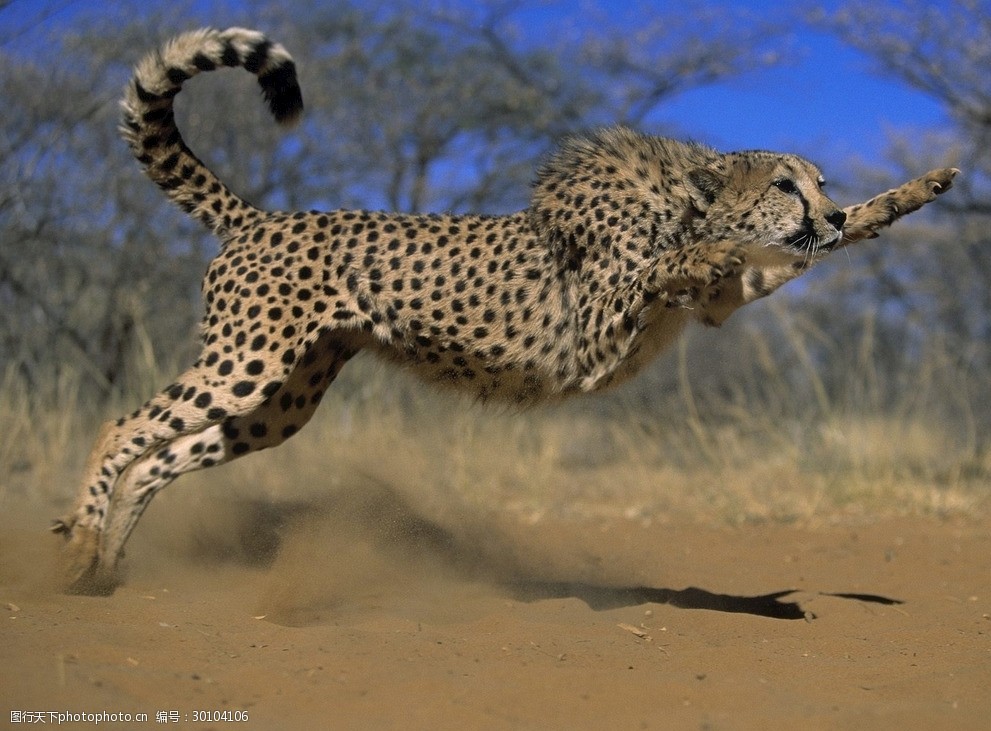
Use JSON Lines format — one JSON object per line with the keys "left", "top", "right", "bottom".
{"left": 370, "top": 338, "right": 561, "bottom": 404}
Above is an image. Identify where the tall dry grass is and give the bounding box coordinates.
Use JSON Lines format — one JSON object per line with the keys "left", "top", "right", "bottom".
{"left": 2, "top": 303, "right": 987, "bottom": 532}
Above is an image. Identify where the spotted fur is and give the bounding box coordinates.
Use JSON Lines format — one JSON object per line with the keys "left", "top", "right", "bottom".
{"left": 52, "top": 28, "right": 958, "bottom": 594}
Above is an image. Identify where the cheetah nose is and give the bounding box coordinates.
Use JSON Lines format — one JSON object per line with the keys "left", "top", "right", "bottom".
{"left": 826, "top": 209, "right": 847, "bottom": 230}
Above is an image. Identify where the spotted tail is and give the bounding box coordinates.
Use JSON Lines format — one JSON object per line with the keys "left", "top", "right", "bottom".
{"left": 119, "top": 27, "right": 303, "bottom": 236}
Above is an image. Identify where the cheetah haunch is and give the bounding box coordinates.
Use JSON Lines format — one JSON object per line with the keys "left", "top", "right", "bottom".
{"left": 52, "top": 28, "right": 957, "bottom": 594}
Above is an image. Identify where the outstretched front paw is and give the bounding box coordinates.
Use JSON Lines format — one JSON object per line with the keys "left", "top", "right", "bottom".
{"left": 842, "top": 167, "right": 959, "bottom": 244}
{"left": 924, "top": 168, "right": 958, "bottom": 196}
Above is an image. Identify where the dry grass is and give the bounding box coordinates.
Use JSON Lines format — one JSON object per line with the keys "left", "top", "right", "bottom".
{"left": 2, "top": 311, "right": 988, "bottom": 534}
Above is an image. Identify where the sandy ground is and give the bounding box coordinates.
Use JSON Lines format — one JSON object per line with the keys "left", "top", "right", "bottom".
{"left": 2, "top": 486, "right": 989, "bottom": 731}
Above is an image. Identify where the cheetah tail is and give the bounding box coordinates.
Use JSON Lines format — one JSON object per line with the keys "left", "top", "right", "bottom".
{"left": 119, "top": 28, "right": 303, "bottom": 237}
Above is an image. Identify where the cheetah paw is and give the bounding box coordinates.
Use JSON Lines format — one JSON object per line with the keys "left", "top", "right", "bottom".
{"left": 842, "top": 167, "right": 959, "bottom": 243}
{"left": 708, "top": 245, "right": 747, "bottom": 282}
{"left": 51, "top": 519, "right": 118, "bottom": 596}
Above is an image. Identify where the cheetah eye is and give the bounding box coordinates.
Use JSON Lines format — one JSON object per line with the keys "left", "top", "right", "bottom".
{"left": 817, "top": 176, "right": 827, "bottom": 190}
{"left": 772, "top": 178, "right": 798, "bottom": 195}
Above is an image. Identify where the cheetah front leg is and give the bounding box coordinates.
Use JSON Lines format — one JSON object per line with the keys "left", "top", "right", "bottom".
{"left": 641, "top": 240, "right": 746, "bottom": 309}
{"left": 839, "top": 167, "right": 958, "bottom": 246}
{"left": 572, "top": 246, "right": 740, "bottom": 392}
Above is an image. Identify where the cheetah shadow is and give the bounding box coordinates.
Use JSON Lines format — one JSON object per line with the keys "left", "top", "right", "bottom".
{"left": 198, "top": 482, "right": 901, "bottom": 622}
{"left": 504, "top": 582, "right": 901, "bottom": 620}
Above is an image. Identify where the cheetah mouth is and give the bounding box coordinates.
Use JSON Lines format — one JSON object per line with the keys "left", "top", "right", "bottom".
{"left": 783, "top": 228, "right": 842, "bottom": 255}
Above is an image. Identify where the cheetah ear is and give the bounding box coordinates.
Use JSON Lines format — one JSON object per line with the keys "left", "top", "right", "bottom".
{"left": 686, "top": 168, "right": 727, "bottom": 211}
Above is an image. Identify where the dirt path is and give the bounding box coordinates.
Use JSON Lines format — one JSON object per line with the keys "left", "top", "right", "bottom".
{"left": 2, "top": 495, "right": 989, "bottom": 730}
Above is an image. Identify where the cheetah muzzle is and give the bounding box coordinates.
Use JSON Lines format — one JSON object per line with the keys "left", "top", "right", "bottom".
{"left": 52, "top": 27, "right": 959, "bottom": 595}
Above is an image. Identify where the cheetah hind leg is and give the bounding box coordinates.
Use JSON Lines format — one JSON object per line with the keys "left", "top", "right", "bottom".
{"left": 54, "top": 331, "right": 357, "bottom": 594}
{"left": 840, "top": 167, "right": 958, "bottom": 246}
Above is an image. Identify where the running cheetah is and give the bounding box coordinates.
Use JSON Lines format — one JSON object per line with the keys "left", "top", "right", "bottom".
{"left": 52, "top": 27, "right": 958, "bottom": 594}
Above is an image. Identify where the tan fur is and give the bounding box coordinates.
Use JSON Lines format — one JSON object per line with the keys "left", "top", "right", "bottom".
{"left": 53, "top": 28, "right": 958, "bottom": 594}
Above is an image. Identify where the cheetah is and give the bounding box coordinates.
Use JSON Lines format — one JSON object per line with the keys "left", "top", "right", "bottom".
{"left": 52, "top": 27, "right": 958, "bottom": 594}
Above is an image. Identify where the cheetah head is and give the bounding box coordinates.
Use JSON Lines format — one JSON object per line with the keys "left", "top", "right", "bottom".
{"left": 688, "top": 151, "right": 846, "bottom": 263}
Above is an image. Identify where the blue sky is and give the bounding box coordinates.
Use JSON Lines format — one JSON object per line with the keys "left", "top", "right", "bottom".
{"left": 655, "top": 20, "right": 948, "bottom": 166}
{"left": 508, "top": 0, "right": 949, "bottom": 166}
{"left": 1, "top": 0, "right": 950, "bottom": 170}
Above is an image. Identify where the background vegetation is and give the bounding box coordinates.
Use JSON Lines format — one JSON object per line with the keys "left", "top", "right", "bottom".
{"left": 2, "top": 0, "right": 988, "bottom": 526}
